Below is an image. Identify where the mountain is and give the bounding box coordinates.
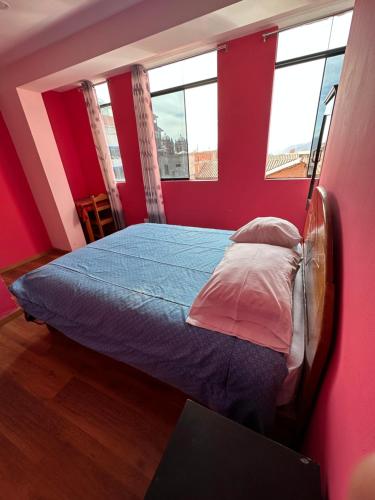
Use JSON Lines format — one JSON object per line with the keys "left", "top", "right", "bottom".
{"left": 282, "top": 142, "right": 311, "bottom": 153}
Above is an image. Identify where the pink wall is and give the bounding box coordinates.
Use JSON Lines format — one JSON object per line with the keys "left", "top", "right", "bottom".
{"left": 0, "top": 112, "right": 50, "bottom": 269}
{"left": 304, "top": 1, "right": 375, "bottom": 498}
{"left": 1, "top": 88, "right": 86, "bottom": 251}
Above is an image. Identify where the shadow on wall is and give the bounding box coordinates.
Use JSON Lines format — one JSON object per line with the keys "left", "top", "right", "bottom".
{"left": 0, "top": 113, "right": 50, "bottom": 268}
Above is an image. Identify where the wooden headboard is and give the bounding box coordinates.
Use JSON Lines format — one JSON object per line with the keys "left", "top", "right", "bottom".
{"left": 297, "top": 186, "right": 334, "bottom": 430}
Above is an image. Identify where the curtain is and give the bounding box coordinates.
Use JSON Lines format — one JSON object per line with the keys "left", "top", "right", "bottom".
{"left": 81, "top": 80, "right": 125, "bottom": 229}
{"left": 131, "top": 65, "right": 166, "bottom": 224}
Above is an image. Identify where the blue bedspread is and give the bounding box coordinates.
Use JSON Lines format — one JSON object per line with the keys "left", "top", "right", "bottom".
{"left": 10, "top": 224, "right": 287, "bottom": 429}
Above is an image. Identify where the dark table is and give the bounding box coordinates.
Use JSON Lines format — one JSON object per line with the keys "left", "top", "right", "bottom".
{"left": 145, "top": 400, "right": 322, "bottom": 500}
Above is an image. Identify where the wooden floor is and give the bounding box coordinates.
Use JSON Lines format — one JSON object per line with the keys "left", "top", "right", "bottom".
{"left": 0, "top": 253, "right": 186, "bottom": 499}
{"left": 1, "top": 250, "right": 66, "bottom": 287}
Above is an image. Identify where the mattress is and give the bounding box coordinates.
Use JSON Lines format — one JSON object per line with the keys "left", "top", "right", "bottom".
{"left": 10, "top": 223, "right": 289, "bottom": 430}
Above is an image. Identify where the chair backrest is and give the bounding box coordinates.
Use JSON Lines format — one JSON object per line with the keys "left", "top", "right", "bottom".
{"left": 90, "top": 193, "right": 113, "bottom": 238}
{"left": 91, "top": 193, "right": 109, "bottom": 205}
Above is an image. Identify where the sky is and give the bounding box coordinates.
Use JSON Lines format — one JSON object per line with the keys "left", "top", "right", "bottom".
{"left": 95, "top": 82, "right": 110, "bottom": 105}
{"left": 268, "top": 11, "right": 352, "bottom": 154}
{"left": 149, "top": 52, "right": 218, "bottom": 152}
{"left": 152, "top": 91, "right": 187, "bottom": 141}
{"left": 152, "top": 83, "right": 218, "bottom": 152}
{"left": 268, "top": 59, "right": 325, "bottom": 154}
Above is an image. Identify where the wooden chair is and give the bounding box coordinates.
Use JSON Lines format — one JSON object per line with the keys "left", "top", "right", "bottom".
{"left": 90, "top": 193, "right": 114, "bottom": 239}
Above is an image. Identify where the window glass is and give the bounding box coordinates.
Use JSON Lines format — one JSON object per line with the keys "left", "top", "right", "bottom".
{"left": 307, "top": 54, "right": 344, "bottom": 176}
{"left": 266, "top": 12, "right": 351, "bottom": 180}
{"left": 94, "top": 82, "right": 125, "bottom": 182}
{"left": 276, "top": 18, "right": 332, "bottom": 62}
{"left": 266, "top": 59, "right": 325, "bottom": 179}
{"left": 149, "top": 52, "right": 217, "bottom": 93}
{"left": 152, "top": 91, "right": 189, "bottom": 179}
{"left": 329, "top": 11, "right": 353, "bottom": 49}
{"left": 316, "top": 112, "right": 332, "bottom": 176}
{"left": 150, "top": 52, "right": 218, "bottom": 181}
{"left": 276, "top": 11, "right": 352, "bottom": 62}
{"left": 268, "top": 59, "right": 325, "bottom": 155}
{"left": 100, "top": 106, "right": 124, "bottom": 182}
{"left": 95, "top": 82, "right": 111, "bottom": 105}
{"left": 185, "top": 83, "right": 218, "bottom": 180}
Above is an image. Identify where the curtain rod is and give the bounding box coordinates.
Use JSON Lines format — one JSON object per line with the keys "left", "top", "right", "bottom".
{"left": 147, "top": 44, "right": 227, "bottom": 71}
{"left": 262, "top": 7, "right": 352, "bottom": 41}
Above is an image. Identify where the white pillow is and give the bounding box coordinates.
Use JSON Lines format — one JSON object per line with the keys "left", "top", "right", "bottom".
{"left": 187, "top": 243, "right": 300, "bottom": 354}
{"left": 230, "top": 217, "right": 301, "bottom": 248}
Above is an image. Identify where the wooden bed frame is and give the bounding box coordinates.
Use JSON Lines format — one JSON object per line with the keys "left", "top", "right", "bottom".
{"left": 296, "top": 185, "right": 335, "bottom": 434}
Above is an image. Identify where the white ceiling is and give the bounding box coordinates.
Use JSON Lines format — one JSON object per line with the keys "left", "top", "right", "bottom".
{"left": 0, "top": 0, "right": 354, "bottom": 92}
{"left": 0, "top": 0, "right": 142, "bottom": 66}
{"left": 40, "top": 0, "right": 354, "bottom": 92}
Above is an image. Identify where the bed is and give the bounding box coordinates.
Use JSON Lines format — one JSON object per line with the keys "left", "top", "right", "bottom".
{"left": 10, "top": 187, "right": 334, "bottom": 432}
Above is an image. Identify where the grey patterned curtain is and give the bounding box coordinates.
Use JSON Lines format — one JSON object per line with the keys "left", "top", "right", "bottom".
{"left": 81, "top": 80, "right": 125, "bottom": 230}
{"left": 131, "top": 65, "right": 166, "bottom": 224}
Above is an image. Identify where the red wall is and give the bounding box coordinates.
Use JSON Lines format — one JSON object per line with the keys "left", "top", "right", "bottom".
{"left": 108, "top": 73, "right": 148, "bottom": 225}
{"left": 160, "top": 32, "right": 310, "bottom": 231}
{"left": 0, "top": 112, "right": 50, "bottom": 269}
{"left": 43, "top": 89, "right": 105, "bottom": 200}
{"left": 43, "top": 85, "right": 147, "bottom": 227}
{"left": 43, "top": 91, "right": 90, "bottom": 200}
{"left": 304, "top": 1, "right": 375, "bottom": 498}
{"left": 50, "top": 30, "right": 310, "bottom": 232}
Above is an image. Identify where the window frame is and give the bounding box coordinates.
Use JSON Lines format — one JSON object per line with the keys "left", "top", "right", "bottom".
{"left": 275, "top": 45, "right": 346, "bottom": 70}
{"left": 99, "top": 102, "right": 111, "bottom": 111}
{"left": 266, "top": 44, "right": 346, "bottom": 181}
{"left": 304, "top": 54, "right": 344, "bottom": 178}
{"left": 151, "top": 76, "right": 218, "bottom": 181}
{"left": 150, "top": 76, "right": 218, "bottom": 98}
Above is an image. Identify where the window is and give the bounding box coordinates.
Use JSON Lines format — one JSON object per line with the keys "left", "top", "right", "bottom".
{"left": 149, "top": 52, "right": 218, "bottom": 180}
{"left": 95, "top": 82, "right": 125, "bottom": 182}
{"left": 266, "top": 11, "right": 352, "bottom": 179}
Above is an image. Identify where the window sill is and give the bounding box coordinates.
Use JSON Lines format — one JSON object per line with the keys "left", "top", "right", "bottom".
{"left": 264, "top": 177, "right": 311, "bottom": 181}
{"left": 161, "top": 178, "right": 218, "bottom": 182}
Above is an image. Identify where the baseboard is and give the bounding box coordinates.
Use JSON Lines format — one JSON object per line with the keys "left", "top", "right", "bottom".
{"left": 0, "top": 248, "right": 66, "bottom": 274}
{"left": 0, "top": 308, "right": 22, "bottom": 328}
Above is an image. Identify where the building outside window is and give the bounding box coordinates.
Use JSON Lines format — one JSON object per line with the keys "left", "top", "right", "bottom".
{"left": 266, "top": 11, "right": 352, "bottom": 179}
{"left": 149, "top": 52, "right": 218, "bottom": 180}
{"left": 94, "top": 82, "right": 125, "bottom": 182}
